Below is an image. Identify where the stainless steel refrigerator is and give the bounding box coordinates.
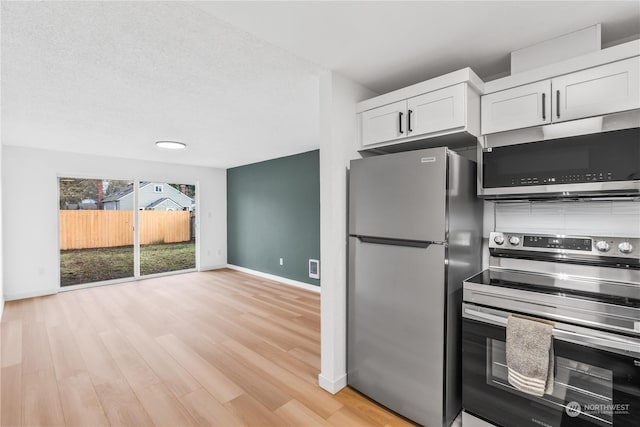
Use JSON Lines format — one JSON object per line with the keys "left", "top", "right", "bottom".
{"left": 347, "top": 147, "right": 482, "bottom": 427}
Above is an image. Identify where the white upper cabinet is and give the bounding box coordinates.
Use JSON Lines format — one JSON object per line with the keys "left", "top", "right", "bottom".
{"left": 361, "top": 100, "right": 407, "bottom": 146}
{"left": 481, "top": 80, "right": 552, "bottom": 134}
{"left": 552, "top": 56, "right": 640, "bottom": 122}
{"left": 357, "top": 68, "right": 483, "bottom": 151}
{"left": 481, "top": 56, "right": 640, "bottom": 135}
{"left": 407, "top": 84, "right": 467, "bottom": 137}
{"left": 362, "top": 84, "right": 476, "bottom": 148}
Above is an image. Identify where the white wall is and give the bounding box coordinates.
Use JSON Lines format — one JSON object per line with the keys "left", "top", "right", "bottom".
{"left": 318, "top": 71, "right": 377, "bottom": 393}
{"left": 2, "top": 146, "right": 227, "bottom": 300}
{"left": 0, "top": 1, "right": 4, "bottom": 317}
{"left": 0, "top": 142, "right": 4, "bottom": 318}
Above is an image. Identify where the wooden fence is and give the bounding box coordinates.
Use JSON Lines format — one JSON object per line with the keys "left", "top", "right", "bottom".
{"left": 59, "top": 210, "right": 191, "bottom": 250}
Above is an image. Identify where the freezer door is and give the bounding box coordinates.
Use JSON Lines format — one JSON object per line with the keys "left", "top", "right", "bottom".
{"left": 349, "top": 147, "right": 447, "bottom": 242}
{"left": 347, "top": 236, "right": 446, "bottom": 426}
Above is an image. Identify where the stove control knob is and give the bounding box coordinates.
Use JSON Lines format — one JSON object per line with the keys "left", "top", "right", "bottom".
{"left": 493, "top": 235, "right": 505, "bottom": 245}
{"left": 594, "top": 240, "right": 610, "bottom": 253}
{"left": 509, "top": 236, "right": 521, "bottom": 246}
{"left": 618, "top": 242, "right": 634, "bottom": 254}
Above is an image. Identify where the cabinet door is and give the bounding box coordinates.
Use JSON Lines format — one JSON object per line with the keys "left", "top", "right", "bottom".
{"left": 407, "top": 83, "right": 466, "bottom": 136}
{"left": 481, "top": 80, "right": 551, "bottom": 134}
{"left": 361, "top": 100, "right": 407, "bottom": 146}
{"left": 552, "top": 56, "right": 640, "bottom": 122}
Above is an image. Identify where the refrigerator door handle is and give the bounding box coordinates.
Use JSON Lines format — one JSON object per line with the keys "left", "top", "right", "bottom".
{"left": 357, "top": 235, "right": 437, "bottom": 248}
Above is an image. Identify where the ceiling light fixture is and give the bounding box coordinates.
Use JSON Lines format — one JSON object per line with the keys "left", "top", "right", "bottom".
{"left": 155, "top": 140, "right": 187, "bottom": 150}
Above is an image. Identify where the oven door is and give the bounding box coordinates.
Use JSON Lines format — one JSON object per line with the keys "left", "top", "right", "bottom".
{"left": 462, "top": 304, "right": 640, "bottom": 427}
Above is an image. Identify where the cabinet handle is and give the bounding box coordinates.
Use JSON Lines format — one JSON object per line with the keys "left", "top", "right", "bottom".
{"left": 407, "top": 109, "right": 413, "bottom": 132}
{"left": 399, "top": 112, "right": 404, "bottom": 134}
{"left": 556, "top": 90, "right": 560, "bottom": 118}
{"left": 542, "top": 93, "right": 546, "bottom": 120}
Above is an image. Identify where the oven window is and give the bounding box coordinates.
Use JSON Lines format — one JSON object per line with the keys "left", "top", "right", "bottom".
{"left": 486, "top": 338, "right": 614, "bottom": 426}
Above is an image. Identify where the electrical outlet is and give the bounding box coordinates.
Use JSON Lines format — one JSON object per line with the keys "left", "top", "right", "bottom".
{"left": 279, "top": 258, "right": 283, "bottom": 266}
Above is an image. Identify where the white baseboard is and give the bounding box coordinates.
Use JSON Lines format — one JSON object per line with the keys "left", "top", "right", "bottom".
{"left": 318, "top": 373, "right": 347, "bottom": 394}
{"left": 0, "top": 299, "right": 4, "bottom": 321}
{"left": 4, "top": 288, "right": 58, "bottom": 301}
{"left": 226, "top": 264, "right": 320, "bottom": 293}
{"left": 200, "top": 264, "right": 228, "bottom": 272}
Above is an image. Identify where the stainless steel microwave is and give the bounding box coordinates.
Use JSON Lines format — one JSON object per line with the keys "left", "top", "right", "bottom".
{"left": 478, "top": 110, "right": 640, "bottom": 199}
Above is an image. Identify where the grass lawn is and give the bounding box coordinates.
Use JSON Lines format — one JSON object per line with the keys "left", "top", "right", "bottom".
{"left": 60, "top": 241, "right": 196, "bottom": 286}
{"left": 140, "top": 241, "right": 196, "bottom": 276}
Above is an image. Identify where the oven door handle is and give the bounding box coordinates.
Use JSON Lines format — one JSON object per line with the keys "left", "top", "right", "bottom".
{"left": 464, "top": 306, "right": 508, "bottom": 326}
{"left": 553, "top": 329, "right": 640, "bottom": 356}
{"left": 463, "top": 306, "right": 640, "bottom": 356}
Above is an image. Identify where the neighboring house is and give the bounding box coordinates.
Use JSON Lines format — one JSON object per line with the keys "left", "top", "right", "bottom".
{"left": 103, "top": 182, "right": 194, "bottom": 211}
{"left": 145, "top": 197, "right": 183, "bottom": 211}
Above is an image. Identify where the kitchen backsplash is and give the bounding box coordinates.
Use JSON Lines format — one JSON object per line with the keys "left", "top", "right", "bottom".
{"left": 491, "top": 199, "right": 640, "bottom": 238}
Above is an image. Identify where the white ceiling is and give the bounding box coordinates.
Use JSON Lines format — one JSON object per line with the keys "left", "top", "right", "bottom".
{"left": 2, "top": 1, "right": 639, "bottom": 168}
{"left": 1, "top": 1, "right": 321, "bottom": 168}
{"left": 195, "top": 1, "right": 640, "bottom": 94}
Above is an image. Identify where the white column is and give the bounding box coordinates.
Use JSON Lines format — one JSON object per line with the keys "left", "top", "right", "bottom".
{"left": 0, "top": 3, "right": 4, "bottom": 316}
{"left": 318, "top": 71, "right": 376, "bottom": 393}
{"left": 0, "top": 139, "right": 4, "bottom": 318}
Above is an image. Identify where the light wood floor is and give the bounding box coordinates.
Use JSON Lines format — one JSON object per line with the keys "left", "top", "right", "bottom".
{"left": 1, "top": 269, "right": 415, "bottom": 427}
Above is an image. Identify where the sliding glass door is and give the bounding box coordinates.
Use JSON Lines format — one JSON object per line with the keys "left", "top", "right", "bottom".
{"left": 59, "top": 178, "right": 134, "bottom": 286}
{"left": 139, "top": 182, "right": 196, "bottom": 276}
{"left": 59, "top": 177, "right": 197, "bottom": 287}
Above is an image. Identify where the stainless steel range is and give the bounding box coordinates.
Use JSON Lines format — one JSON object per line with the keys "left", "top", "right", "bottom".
{"left": 462, "top": 231, "right": 640, "bottom": 427}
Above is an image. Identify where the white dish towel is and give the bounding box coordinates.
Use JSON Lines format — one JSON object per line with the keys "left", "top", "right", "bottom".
{"left": 506, "top": 314, "right": 555, "bottom": 397}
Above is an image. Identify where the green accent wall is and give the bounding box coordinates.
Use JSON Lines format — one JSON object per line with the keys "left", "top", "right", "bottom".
{"left": 227, "top": 150, "right": 320, "bottom": 286}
